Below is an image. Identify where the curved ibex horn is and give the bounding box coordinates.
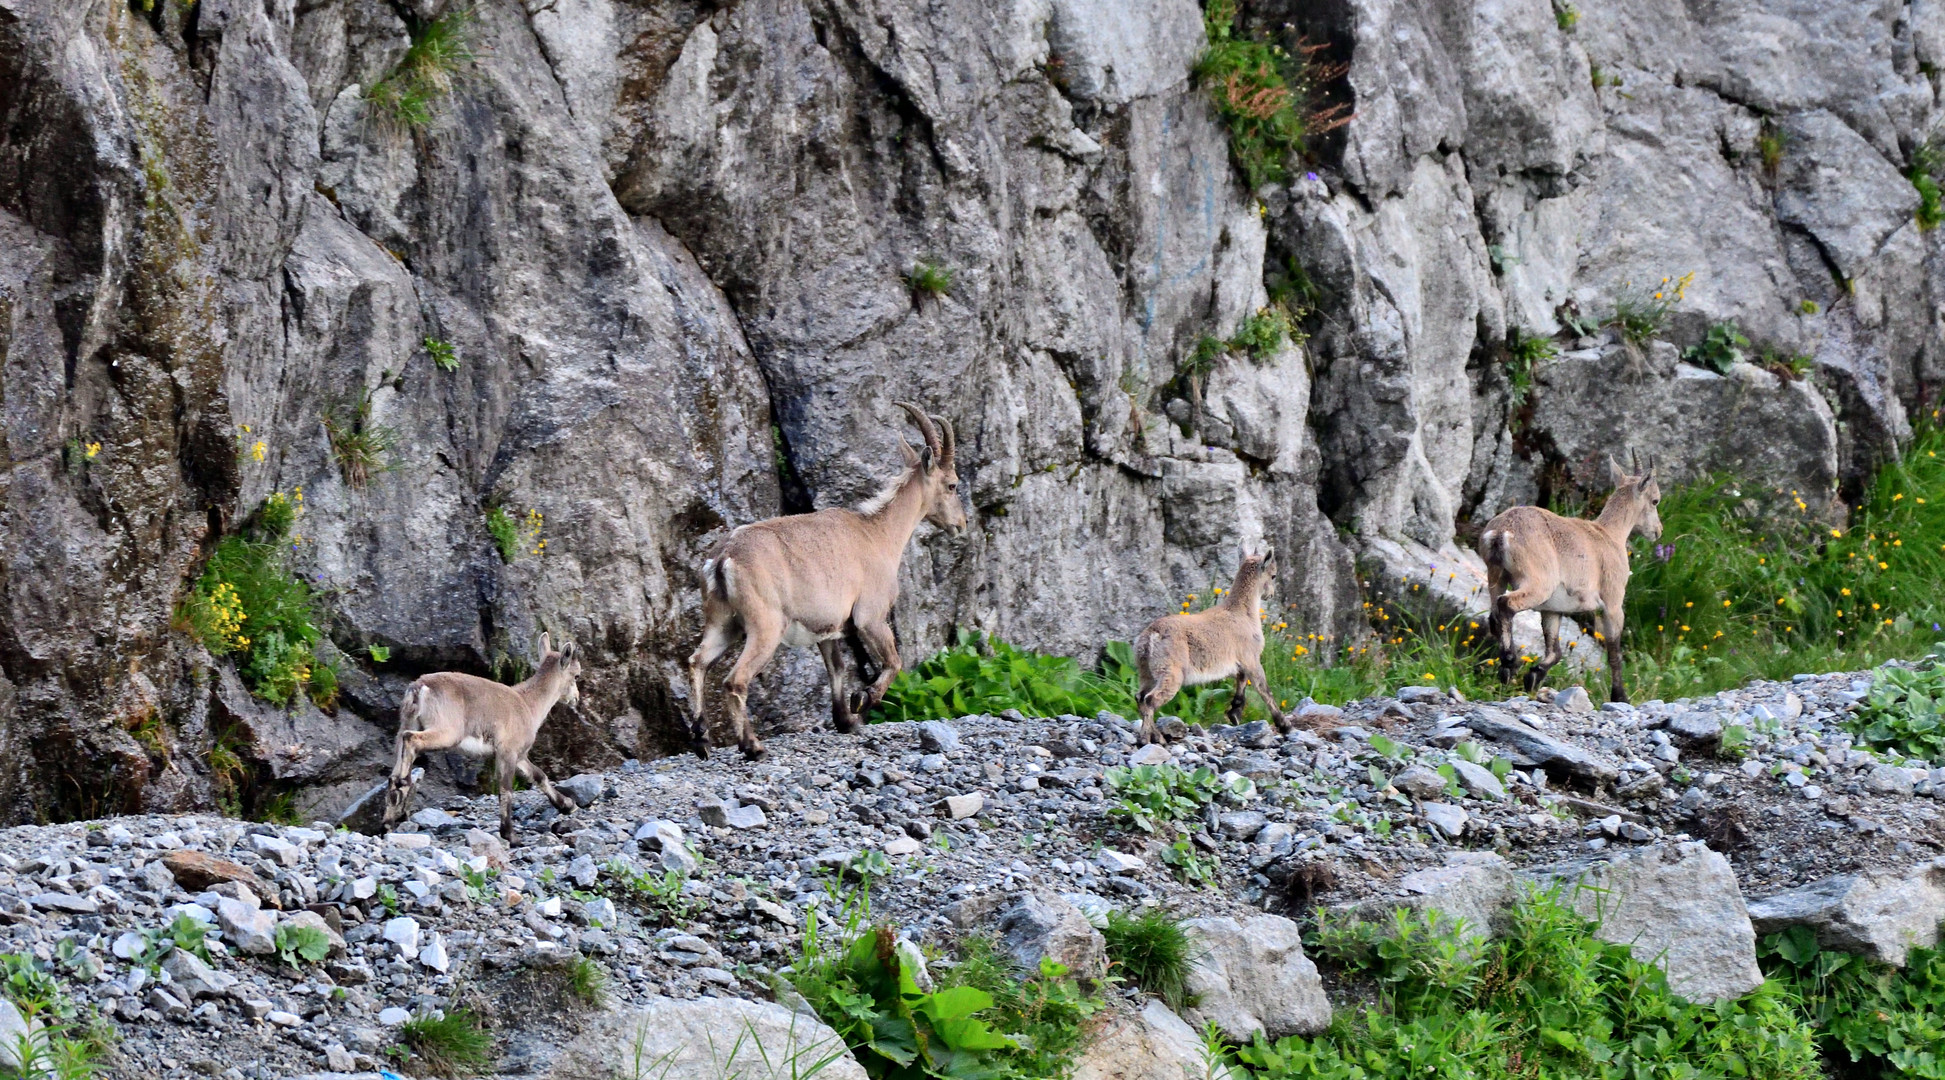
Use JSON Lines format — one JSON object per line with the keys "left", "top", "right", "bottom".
{"left": 1631, "top": 448, "right": 1641, "bottom": 475}
{"left": 932, "top": 414, "right": 955, "bottom": 465}
{"left": 894, "top": 401, "right": 942, "bottom": 459}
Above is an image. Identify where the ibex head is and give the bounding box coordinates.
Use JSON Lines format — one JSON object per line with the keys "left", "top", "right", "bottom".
{"left": 1608, "top": 452, "right": 1664, "bottom": 542}
{"left": 894, "top": 401, "right": 967, "bottom": 534}
{"left": 537, "top": 631, "right": 583, "bottom": 708}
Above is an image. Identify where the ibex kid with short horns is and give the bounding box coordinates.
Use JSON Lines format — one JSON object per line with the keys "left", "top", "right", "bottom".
{"left": 1477, "top": 453, "right": 1662, "bottom": 702}
{"left": 687, "top": 402, "right": 967, "bottom": 761}
{"left": 1132, "top": 550, "right": 1285, "bottom": 746}
{"left": 382, "top": 632, "right": 584, "bottom": 844}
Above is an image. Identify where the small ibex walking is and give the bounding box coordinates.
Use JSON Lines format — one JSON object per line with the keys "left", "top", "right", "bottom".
{"left": 1477, "top": 455, "right": 1662, "bottom": 701}
{"left": 1132, "top": 550, "right": 1285, "bottom": 746}
{"left": 382, "top": 632, "right": 584, "bottom": 844}
{"left": 687, "top": 402, "right": 967, "bottom": 760}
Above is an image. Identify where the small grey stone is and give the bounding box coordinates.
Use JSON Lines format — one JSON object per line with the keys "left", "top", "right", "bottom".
{"left": 580, "top": 897, "right": 617, "bottom": 928}
{"left": 940, "top": 793, "right": 985, "bottom": 819}
{"left": 409, "top": 808, "right": 456, "bottom": 830}
{"left": 1554, "top": 687, "right": 1593, "bottom": 714}
{"left": 217, "top": 897, "right": 276, "bottom": 955}
{"left": 1450, "top": 759, "right": 1505, "bottom": 801}
{"left": 1217, "top": 811, "right": 1268, "bottom": 840}
{"left": 27, "top": 893, "right": 99, "bottom": 915}
{"left": 382, "top": 916, "right": 421, "bottom": 957}
{"left": 1421, "top": 803, "right": 1468, "bottom": 838}
{"left": 378, "top": 1007, "right": 412, "bottom": 1025}
{"left": 1128, "top": 744, "right": 1171, "bottom": 766}
{"left": 1096, "top": 850, "right": 1145, "bottom": 874}
{"left": 1393, "top": 765, "right": 1447, "bottom": 801}
{"left": 917, "top": 721, "right": 962, "bottom": 753}
{"left": 1397, "top": 685, "right": 1444, "bottom": 704}
{"left": 420, "top": 933, "right": 449, "bottom": 973}
{"left": 567, "top": 854, "right": 600, "bottom": 887}
{"left": 1866, "top": 765, "right": 1915, "bottom": 796}
{"left": 558, "top": 774, "right": 605, "bottom": 808}
{"left": 1666, "top": 713, "right": 1722, "bottom": 745}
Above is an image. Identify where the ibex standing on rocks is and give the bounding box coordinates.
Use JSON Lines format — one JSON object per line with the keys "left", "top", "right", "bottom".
{"left": 1478, "top": 455, "right": 1662, "bottom": 702}
{"left": 382, "top": 632, "right": 583, "bottom": 844}
{"left": 687, "top": 402, "right": 967, "bottom": 761}
{"left": 1132, "top": 550, "right": 1285, "bottom": 746}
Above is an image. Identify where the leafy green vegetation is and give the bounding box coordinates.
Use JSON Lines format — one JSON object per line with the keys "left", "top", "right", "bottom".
{"left": 1758, "top": 121, "right": 1787, "bottom": 174}
{"left": 426, "top": 337, "right": 460, "bottom": 372}
{"left": 1684, "top": 321, "right": 1751, "bottom": 374}
{"left": 0, "top": 953, "right": 112, "bottom": 1080}
{"left": 1910, "top": 141, "right": 1945, "bottom": 232}
{"left": 567, "top": 955, "right": 608, "bottom": 1006}
{"left": 787, "top": 913, "right": 1099, "bottom": 1080}
{"left": 1103, "top": 763, "right": 1245, "bottom": 834}
{"left": 1103, "top": 907, "right": 1199, "bottom": 1010}
{"left": 1849, "top": 650, "right": 1945, "bottom": 765}
{"left": 907, "top": 260, "right": 954, "bottom": 299}
{"left": 1554, "top": 3, "right": 1580, "bottom": 30}
{"left": 1760, "top": 927, "right": 1945, "bottom": 1076}
{"left": 1225, "top": 891, "right": 1821, "bottom": 1080}
{"left": 485, "top": 505, "right": 520, "bottom": 564}
{"left": 323, "top": 391, "right": 397, "bottom": 488}
{"left": 273, "top": 922, "right": 331, "bottom": 969}
{"left": 368, "top": 9, "right": 475, "bottom": 131}
{"left": 178, "top": 494, "right": 337, "bottom": 711}
{"left": 1504, "top": 328, "right": 1556, "bottom": 417}
{"left": 598, "top": 858, "right": 694, "bottom": 927}
{"left": 392, "top": 1009, "right": 493, "bottom": 1077}
{"left": 876, "top": 628, "right": 1139, "bottom": 722}
{"left": 1197, "top": 0, "right": 1348, "bottom": 190}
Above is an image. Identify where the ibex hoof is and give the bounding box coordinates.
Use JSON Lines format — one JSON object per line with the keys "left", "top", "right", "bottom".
{"left": 740, "top": 742, "right": 767, "bottom": 762}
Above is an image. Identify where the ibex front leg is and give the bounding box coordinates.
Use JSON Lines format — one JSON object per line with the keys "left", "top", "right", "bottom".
{"left": 818, "top": 639, "right": 858, "bottom": 734}
{"left": 849, "top": 619, "right": 901, "bottom": 724}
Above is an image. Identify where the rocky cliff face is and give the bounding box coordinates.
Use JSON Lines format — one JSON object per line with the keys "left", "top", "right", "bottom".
{"left": 0, "top": 0, "right": 1937, "bottom": 821}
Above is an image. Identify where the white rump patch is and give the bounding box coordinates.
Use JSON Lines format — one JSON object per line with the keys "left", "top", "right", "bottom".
{"left": 457, "top": 737, "right": 493, "bottom": 757}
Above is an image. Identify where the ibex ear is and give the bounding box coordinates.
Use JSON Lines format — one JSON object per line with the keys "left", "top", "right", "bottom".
{"left": 897, "top": 435, "right": 920, "bottom": 466}
{"left": 918, "top": 444, "right": 933, "bottom": 470}
{"left": 1263, "top": 547, "right": 1276, "bottom": 567}
{"left": 537, "top": 631, "right": 552, "bottom": 657}
{"left": 560, "top": 640, "right": 576, "bottom": 662}
{"left": 1607, "top": 455, "right": 1627, "bottom": 486}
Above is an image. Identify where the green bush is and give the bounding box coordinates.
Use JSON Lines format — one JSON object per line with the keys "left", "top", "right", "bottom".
{"left": 788, "top": 919, "right": 1079, "bottom": 1080}
{"left": 1228, "top": 306, "right": 1296, "bottom": 362}
{"left": 1683, "top": 321, "right": 1750, "bottom": 374}
{"left": 1228, "top": 890, "right": 1821, "bottom": 1080}
{"left": 1504, "top": 328, "right": 1556, "bottom": 416}
{"left": 1102, "top": 763, "right": 1244, "bottom": 834}
{"left": 1760, "top": 927, "right": 1945, "bottom": 1076}
{"left": 933, "top": 935, "right": 1103, "bottom": 1079}
{"left": 876, "top": 628, "right": 1138, "bottom": 722}
{"left": 1196, "top": 0, "right": 1347, "bottom": 190}
{"left": 323, "top": 393, "right": 396, "bottom": 488}
{"left": 1103, "top": 908, "right": 1199, "bottom": 1010}
{"left": 485, "top": 505, "right": 520, "bottom": 564}
{"left": 273, "top": 923, "right": 331, "bottom": 969}
{"left": 425, "top": 337, "right": 460, "bottom": 372}
{"left": 0, "top": 953, "right": 111, "bottom": 1080}
{"left": 1850, "top": 651, "right": 1945, "bottom": 765}
{"left": 178, "top": 520, "right": 335, "bottom": 710}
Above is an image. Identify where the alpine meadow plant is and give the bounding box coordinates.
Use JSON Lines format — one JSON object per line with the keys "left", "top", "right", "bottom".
{"left": 1759, "top": 926, "right": 1945, "bottom": 1076}
{"left": 393, "top": 1009, "right": 493, "bottom": 1077}
{"left": 1196, "top": 0, "right": 1348, "bottom": 190}
{"left": 1849, "top": 649, "right": 1945, "bottom": 765}
{"left": 178, "top": 492, "right": 336, "bottom": 711}
{"left": 1103, "top": 907, "right": 1200, "bottom": 1010}
{"left": 1683, "top": 320, "right": 1750, "bottom": 374}
{"left": 367, "top": 8, "right": 475, "bottom": 131}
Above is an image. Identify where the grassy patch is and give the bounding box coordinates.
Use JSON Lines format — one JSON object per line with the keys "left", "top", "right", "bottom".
{"left": 1503, "top": 328, "right": 1555, "bottom": 421}
{"left": 1103, "top": 907, "right": 1199, "bottom": 1011}
{"left": 1757, "top": 121, "right": 1787, "bottom": 174}
{"left": 1196, "top": 0, "right": 1348, "bottom": 190}
{"left": 323, "top": 392, "right": 397, "bottom": 488}
{"left": 368, "top": 9, "right": 475, "bottom": 131}
{"left": 393, "top": 1009, "right": 492, "bottom": 1078}
{"left": 567, "top": 955, "right": 608, "bottom": 1007}
{"left": 907, "top": 260, "right": 954, "bottom": 299}
{"left": 1607, "top": 272, "right": 1694, "bottom": 344}
{"left": 1231, "top": 892, "right": 1821, "bottom": 1080}
{"left": 484, "top": 505, "right": 545, "bottom": 563}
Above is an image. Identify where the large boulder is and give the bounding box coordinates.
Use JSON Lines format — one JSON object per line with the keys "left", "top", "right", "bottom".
{"left": 1530, "top": 842, "right": 1763, "bottom": 1003}
{"left": 1071, "top": 998, "right": 1240, "bottom": 1080}
{"left": 1180, "top": 914, "right": 1331, "bottom": 1043}
{"left": 546, "top": 996, "right": 866, "bottom": 1080}
{"left": 1747, "top": 860, "right": 1945, "bottom": 967}
{"left": 995, "top": 892, "right": 1109, "bottom": 984}
{"left": 1346, "top": 852, "right": 1517, "bottom": 940}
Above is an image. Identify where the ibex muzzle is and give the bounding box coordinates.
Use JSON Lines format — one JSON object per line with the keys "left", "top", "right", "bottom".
{"left": 686, "top": 402, "right": 965, "bottom": 760}
{"left": 1478, "top": 453, "right": 1662, "bottom": 702}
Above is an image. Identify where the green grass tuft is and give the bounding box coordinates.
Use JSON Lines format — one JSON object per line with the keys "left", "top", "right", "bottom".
{"left": 394, "top": 1009, "right": 493, "bottom": 1078}
{"left": 907, "top": 259, "right": 954, "bottom": 299}
{"left": 1103, "top": 908, "right": 1199, "bottom": 1011}
{"left": 567, "top": 955, "right": 609, "bottom": 1007}
{"left": 368, "top": 9, "right": 475, "bottom": 131}
{"left": 485, "top": 505, "right": 520, "bottom": 564}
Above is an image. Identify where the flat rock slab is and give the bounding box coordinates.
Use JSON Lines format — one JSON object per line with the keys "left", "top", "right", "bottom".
{"left": 1466, "top": 707, "right": 1619, "bottom": 784}
{"left": 1747, "top": 860, "right": 1945, "bottom": 966}
{"left": 1348, "top": 853, "right": 1516, "bottom": 939}
{"left": 1181, "top": 914, "right": 1330, "bottom": 1042}
{"left": 547, "top": 995, "right": 866, "bottom": 1080}
{"left": 162, "top": 850, "right": 270, "bottom": 898}
{"left": 1529, "top": 842, "right": 1763, "bottom": 1003}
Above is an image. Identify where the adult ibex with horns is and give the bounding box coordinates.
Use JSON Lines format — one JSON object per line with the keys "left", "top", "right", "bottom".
{"left": 1477, "top": 452, "right": 1662, "bottom": 702}
{"left": 686, "top": 402, "right": 967, "bottom": 760}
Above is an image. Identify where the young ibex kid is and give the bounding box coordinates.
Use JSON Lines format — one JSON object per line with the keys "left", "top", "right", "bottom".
{"left": 382, "top": 632, "right": 584, "bottom": 844}
{"left": 1132, "top": 550, "right": 1285, "bottom": 745}
{"left": 1478, "top": 454, "right": 1662, "bottom": 701}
